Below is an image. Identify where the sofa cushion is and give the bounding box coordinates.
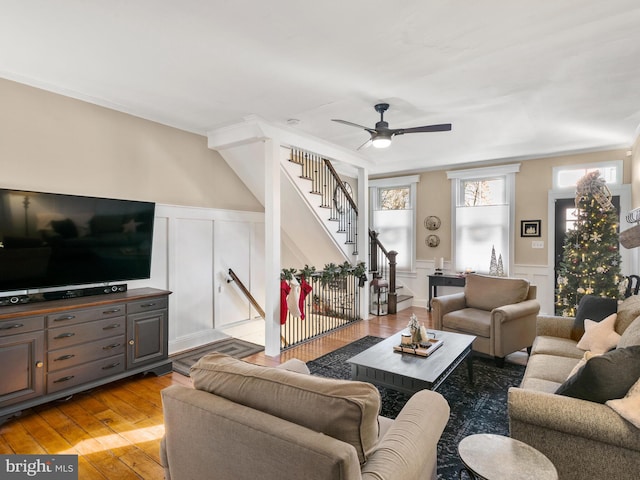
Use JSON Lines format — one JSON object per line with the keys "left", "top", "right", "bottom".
{"left": 576, "top": 313, "right": 620, "bottom": 354}
{"left": 616, "top": 295, "right": 640, "bottom": 335}
{"left": 442, "top": 308, "right": 491, "bottom": 337}
{"left": 531, "top": 336, "right": 584, "bottom": 359}
{"left": 618, "top": 315, "right": 640, "bottom": 349}
{"left": 190, "top": 352, "right": 381, "bottom": 464}
{"left": 464, "top": 274, "right": 529, "bottom": 311}
{"left": 606, "top": 378, "right": 640, "bottom": 429}
{"left": 571, "top": 294, "right": 618, "bottom": 341}
{"left": 555, "top": 346, "right": 640, "bottom": 403}
{"left": 522, "top": 353, "right": 580, "bottom": 385}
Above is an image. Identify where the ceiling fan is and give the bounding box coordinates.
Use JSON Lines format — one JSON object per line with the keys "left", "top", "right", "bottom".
{"left": 332, "top": 103, "right": 451, "bottom": 149}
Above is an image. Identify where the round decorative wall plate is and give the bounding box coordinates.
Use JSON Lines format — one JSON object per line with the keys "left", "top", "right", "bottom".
{"left": 426, "top": 234, "right": 440, "bottom": 247}
{"left": 424, "top": 215, "right": 441, "bottom": 230}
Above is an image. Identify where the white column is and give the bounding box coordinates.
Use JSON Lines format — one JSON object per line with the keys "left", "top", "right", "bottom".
{"left": 264, "top": 138, "right": 281, "bottom": 356}
{"left": 357, "top": 166, "right": 370, "bottom": 319}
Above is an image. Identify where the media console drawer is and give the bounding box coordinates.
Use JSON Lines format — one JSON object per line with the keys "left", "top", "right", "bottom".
{"left": 46, "top": 304, "right": 125, "bottom": 327}
{"left": 47, "top": 354, "right": 126, "bottom": 393}
{"left": 47, "top": 335, "right": 126, "bottom": 372}
{"left": 0, "top": 316, "right": 44, "bottom": 337}
{"left": 47, "top": 316, "right": 126, "bottom": 349}
{"left": 127, "top": 297, "right": 168, "bottom": 314}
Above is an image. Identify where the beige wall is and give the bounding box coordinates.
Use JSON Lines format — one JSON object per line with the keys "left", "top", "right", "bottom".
{"left": 0, "top": 78, "right": 262, "bottom": 211}
{"left": 415, "top": 149, "right": 632, "bottom": 267}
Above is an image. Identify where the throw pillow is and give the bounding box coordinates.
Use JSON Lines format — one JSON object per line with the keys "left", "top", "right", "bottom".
{"left": 606, "top": 378, "right": 640, "bottom": 428}
{"left": 617, "top": 315, "right": 640, "bottom": 349}
{"left": 576, "top": 313, "right": 620, "bottom": 354}
{"left": 566, "top": 351, "right": 600, "bottom": 380}
{"left": 556, "top": 346, "right": 640, "bottom": 403}
{"left": 571, "top": 295, "right": 618, "bottom": 341}
{"left": 615, "top": 295, "right": 640, "bottom": 335}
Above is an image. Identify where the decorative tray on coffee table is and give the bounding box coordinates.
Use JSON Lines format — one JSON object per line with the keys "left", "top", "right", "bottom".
{"left": 393, "top": 338, "right": 444, "bottom": 357}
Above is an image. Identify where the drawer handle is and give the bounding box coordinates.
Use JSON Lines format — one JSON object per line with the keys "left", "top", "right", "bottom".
{"left": 54, "top": 315, "right": 76, "bottom": 322}
{"left": 54, "top": 332, "right": 76, "bottom": 339}
{"left": 103, "top": 343, "right": 121, "bottom": 350}
{"left": 102, "top": 362, "right": 121, "bottom": 370}
{"left": 102, "top": 308, "right": 122, "bottom": 314}
{"left": 0, "top": 323, "right": 24, "bottom": 330}
{"left": 102, "top": 323, "right": 121, "bottom": 330}
{"left": 139, "top": 302, "right": 156, "bottom": 308}
{"left": 54, "top": 354, "right": 76, "bottom": 361}
{"left": 54, "top": 375, "right": 75, "bottom": 383}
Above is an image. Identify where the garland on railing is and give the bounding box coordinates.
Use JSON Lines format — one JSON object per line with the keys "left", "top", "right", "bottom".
{"left": 281, "top": 261, "right": 367, "bottom": 287}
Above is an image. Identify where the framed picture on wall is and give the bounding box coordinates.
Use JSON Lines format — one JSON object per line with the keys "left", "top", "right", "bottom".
{"left": 521, "top": 220, "right": 541, "bottom": 237}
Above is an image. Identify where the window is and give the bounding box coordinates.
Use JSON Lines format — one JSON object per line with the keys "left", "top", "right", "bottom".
{"left": 553, "top": 161, "right": 622, "bottom": 190}
{"left": 380, "top": 187, "right": 410, "bottom": 210}
{"left": 448, "top": 164, "right": 519, "bottom": 275}
{"left": 370, "top": 175, "right": 419, "bottom": 272}
{"left": 461, "top": 178, "right": 506, "bottom": 206}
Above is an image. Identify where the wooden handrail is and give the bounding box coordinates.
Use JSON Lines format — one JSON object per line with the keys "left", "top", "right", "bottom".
{"left": 323, "top": 158, "right": 359, "bottom": 215}
{"left": 227, "top": 269, "right": 287, "bottom": 347}
{"left": 227, "top": 269, "right": 266, "bottom": 318}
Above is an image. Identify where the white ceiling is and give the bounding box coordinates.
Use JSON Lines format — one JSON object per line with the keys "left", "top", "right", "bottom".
{"left": 2, "top": 1, "right": 640, "bottom": 175}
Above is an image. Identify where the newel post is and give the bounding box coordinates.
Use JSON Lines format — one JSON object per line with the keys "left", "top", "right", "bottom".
{"left": 388, "top": 250, "right": 398, "bottom": 314}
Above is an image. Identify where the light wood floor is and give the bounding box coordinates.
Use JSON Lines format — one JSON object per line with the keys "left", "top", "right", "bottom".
{"left": 0, "top": 306, "right": 430, "bottom": 479}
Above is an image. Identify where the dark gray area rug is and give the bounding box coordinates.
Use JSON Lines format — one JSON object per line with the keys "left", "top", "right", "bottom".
{"left": 306, "top": 336, "right": 526, "bottom": 480}
{"left": 171, "top": 338, "right": 264, "bottom": 376}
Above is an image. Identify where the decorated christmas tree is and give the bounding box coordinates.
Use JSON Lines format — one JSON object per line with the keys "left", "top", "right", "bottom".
{"left": 555, "top": 171, "right": 622, "bottom": 316}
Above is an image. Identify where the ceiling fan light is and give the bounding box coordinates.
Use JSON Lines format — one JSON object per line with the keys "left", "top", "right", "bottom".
{"left": 372, "top": 134, "right": 392, "bottom": 148}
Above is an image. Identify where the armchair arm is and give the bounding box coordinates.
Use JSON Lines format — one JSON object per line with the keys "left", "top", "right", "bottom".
{"left": 362, "top": 390, "right": 450, "bottom": 480}
{"left": 431, "top": 293, "right": 466, "bottom": 330}
{"left": 508, "top": 387, "right": 640, "bottom": 452}
{"left": 536, "top": 315, "right": 575, "bottom": 338}
{"left": 492, "top": 299, "right": 540, "bottom": 323}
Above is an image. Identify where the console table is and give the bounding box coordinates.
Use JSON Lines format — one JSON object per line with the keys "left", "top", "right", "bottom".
{"left": 428, "top": 274, "right": 466, "bottom": 311}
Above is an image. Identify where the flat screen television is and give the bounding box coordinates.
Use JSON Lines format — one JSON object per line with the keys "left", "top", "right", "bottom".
{"left": 0, "top": 188, "right": 155, "bottom": 293}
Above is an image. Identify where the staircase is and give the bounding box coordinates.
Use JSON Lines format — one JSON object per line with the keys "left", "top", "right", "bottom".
{"left": 287, "top": 148, "right": 412, "bottom": 314}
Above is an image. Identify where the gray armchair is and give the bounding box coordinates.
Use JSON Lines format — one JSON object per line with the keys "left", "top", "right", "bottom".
{"left": 161, "top": 353, "right": 451, "bottom": 480}
{"left": 431, "top": 273, "right": 540, "bottom": 366}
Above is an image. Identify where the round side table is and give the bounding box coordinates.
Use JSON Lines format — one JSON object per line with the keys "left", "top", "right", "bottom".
{"left": 458, "top": 434, "right": 558, "bottom": 480}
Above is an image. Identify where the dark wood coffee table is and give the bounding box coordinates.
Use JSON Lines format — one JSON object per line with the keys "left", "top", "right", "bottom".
{"left": 347, "top": 329, "right": 476, "bottom": 394}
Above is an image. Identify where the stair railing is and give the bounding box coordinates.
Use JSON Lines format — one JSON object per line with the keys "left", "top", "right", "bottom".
{"left": 227, "top": 268, "right": 288, "bottom": 347}
{"left": 369, "top": 230, "right": 398, "bottom": 314}
{"left": 290, "top": 149, "right": 358, "bottom": 255}
{"left": 289, "top": 148, "right": 399, "bottom": 313}
{"left": 281, "top": 269, "right": 361, "bottom": 350}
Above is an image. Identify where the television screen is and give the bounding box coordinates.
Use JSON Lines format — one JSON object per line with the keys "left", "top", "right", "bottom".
{"left": 0, "top": 188, "right": 155, "bottom": 292}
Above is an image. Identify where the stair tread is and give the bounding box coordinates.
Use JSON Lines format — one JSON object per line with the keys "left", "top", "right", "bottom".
{"left": 397, "top": 294, "right": 413, "bottom": 302}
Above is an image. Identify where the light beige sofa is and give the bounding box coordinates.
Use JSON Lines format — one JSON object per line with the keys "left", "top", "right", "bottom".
{"left": 431, "top": 273, "right": 540, "bottom": 366}
{"left": 508, "top": 295, "right": 640, "bottom": 480}
{"left": 160, "top": 352, "right": 450, "bottom": 480}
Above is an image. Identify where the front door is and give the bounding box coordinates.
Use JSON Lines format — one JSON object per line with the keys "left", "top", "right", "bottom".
{"left": 554, "top": 196, "right": 621, "bottom": 280}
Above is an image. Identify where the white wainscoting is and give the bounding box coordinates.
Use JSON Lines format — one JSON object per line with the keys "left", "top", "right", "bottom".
{"left": 129, "top": 204, "right": 265, "bottom": 354}
{"left": 396, "top": 261, "right": 554, "bottom": 317}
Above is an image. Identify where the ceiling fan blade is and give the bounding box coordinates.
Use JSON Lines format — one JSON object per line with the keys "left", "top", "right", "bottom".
{"left": 356, "top": 138, "right": 373, "bottom": 150}
{"left": 332, "top": 119, "right": 376, "bottom": 133}
{"left": 393, "top": 123, "right": 452, "bottom": 135}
